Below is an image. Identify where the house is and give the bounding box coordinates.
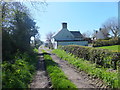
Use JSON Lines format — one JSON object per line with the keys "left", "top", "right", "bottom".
{"left": 52, "top": 22, "right": 88, "bottom": 49}
{"left": 93, "top": 28, "right": 109, "bottom": 40}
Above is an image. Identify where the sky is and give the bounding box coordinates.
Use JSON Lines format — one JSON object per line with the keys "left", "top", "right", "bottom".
{"left": 24, "top": 2, "right": 118, "bottom": 42}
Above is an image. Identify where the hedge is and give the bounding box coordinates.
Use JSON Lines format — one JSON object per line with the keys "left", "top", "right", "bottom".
{"left": 52, "top": 49, "right": 119, "bottom": 88}
{"left": 59, "top": 45, "right": 120, "bottom": 70}
{"left": 93, "top": 38, "right": 119, "bottom": 47}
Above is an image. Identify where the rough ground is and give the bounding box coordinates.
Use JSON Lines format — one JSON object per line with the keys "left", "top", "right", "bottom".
{"left": 30, "top": 47, "right": 51, "bottom": 88}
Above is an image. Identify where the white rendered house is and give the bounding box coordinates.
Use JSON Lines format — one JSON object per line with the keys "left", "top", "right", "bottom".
{"left": 93, "top": 28, "right": 109, "bottom": 40}
{"left": 52, "top": 22, "right": 88, "bottom": 49}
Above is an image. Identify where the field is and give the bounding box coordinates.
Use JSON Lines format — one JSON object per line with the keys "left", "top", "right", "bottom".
{"left": 96, "top": 45, "right": 120, "bottom": 52}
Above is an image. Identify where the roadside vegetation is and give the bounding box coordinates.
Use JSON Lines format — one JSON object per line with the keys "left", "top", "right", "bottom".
{"left": 33, "top": 48, "right": 39, "bottom": 53}
{"left": 2, "top": 51, "right": 38, "bottom": 88}
{"left": 52, "top": 49, "right": 119, "bottom": 88}
{"left": 42, "top": 50, "right": 77, "bottom": 89}
{"left": 1, "top": 2, "right": 41, "bottom": 88}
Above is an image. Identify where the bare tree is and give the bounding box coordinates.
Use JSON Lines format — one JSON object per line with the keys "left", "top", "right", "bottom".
{"left": 102, "top": 17, "right": 119, "bottom": 38}
{"left": 82, "top": 31, "right": 91, "bottom": 38}
{"left": 46, "top": 32, "right": 55, "bottom": 49}
{"left": 99, "top": 28, "right": 110, "bottom": 39}
{"left": 82, "top": 33, "right": 87, "bottom": 38}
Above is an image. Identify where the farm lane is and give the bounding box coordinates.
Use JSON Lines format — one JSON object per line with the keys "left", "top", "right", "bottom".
{"left": 30, "top": 45, "right": 106, "bottom": 88}
{"left": 30, "top": 47, "right": 50, "bottom": 88}
{"left": 42, "top": 46, "right": 103, "bottom": 88}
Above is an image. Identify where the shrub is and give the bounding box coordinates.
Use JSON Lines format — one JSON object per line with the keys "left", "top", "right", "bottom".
{"left": 33, "top": 48, "right": 39, "bottom": 53}
{"left": 2, "top": 52, "right": 38, "bottom": 88}
{"left": 93, "top": 38, "right": 119, "bottom": 47}
{"left": 59, "top": 45, "right": 120, "bottom": 70}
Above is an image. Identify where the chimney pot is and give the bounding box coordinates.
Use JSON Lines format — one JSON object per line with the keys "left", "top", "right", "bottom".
{"left": 62, "top": 22, "right": 67, "bottom": 28}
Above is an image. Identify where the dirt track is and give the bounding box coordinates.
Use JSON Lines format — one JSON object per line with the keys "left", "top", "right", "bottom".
{"left": 30, "top": 48, "right": 50, "bottom": 88}
{"left": 30, "top": 46, "right": 107, "bottom": 88}
{"left": 45, "top": 47, "right": 107, "bottom": 88}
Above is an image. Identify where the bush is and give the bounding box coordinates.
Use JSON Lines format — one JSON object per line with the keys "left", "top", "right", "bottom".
{"left": 59, "top": 45, "right": 120, "bottom": 70}
{"left": 93, "top": 38, "right": 119, "bottom": 47}
{"left": 2, "top": 51, "right": 38, "bottom": 88}
{"left": 33, "top": 48, "right": 39, "bottom": 53}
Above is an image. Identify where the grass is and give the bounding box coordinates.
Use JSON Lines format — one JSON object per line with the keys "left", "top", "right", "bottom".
{"left": 43, "top": 50, "right": 77, "bottom": 89}
{"left": 52, "top": 49, "right": 119, "bottom": 88}
{"left": 96, "top": 45, "right": 120, "bottom": 52}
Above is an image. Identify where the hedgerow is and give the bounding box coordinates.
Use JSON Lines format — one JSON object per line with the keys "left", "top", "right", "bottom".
{"left": 52, "top": 49, "right": 119, "bottom": 88}
{"left": 33, "top": 48, "right": 39, "bottom": 53}
{"left": 59, "top": 45, "right": 120, "bottom": 70}
{"left": 93, "top": 38, "right": 119, "bottom": 47}
{"left": 43, "top": 51, "right": 77, "bottom": 89}
{"left": 2, "top": 51, "right": 38, "bottom": 88}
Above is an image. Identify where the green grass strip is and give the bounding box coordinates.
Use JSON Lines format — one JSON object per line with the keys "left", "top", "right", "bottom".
{"left": 43, "top": 51, "right": 77, "bottom": 89}
{"left": 96, "top": 45, "right": 120, "bottom": 52}
{"left": 52, "top": 49, "right": 119, "bottom": 88}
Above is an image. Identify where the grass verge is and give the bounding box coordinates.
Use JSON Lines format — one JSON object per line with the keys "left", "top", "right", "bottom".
{"left": 42, "top": 50, "right": 77, "bottom": 89}
{"left": 52, "top": 49, "right": 119, "bottom": 88}
{"left": 96, "top": 45, "right": 120, "bottom": 52}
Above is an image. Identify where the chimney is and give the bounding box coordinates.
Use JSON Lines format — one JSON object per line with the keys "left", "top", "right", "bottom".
{"left": 62, "top": 22, "right": 67, "bottom": 29}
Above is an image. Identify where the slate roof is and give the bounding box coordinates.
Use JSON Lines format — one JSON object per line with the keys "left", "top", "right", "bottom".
{"left": 70, "top": 31, "right": 83, "bottom": 38}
